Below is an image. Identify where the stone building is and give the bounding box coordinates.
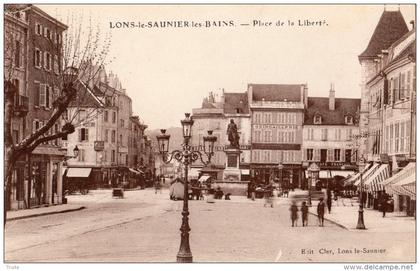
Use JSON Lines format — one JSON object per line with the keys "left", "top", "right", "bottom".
{"left": 302, "top": 85, "right": 360, "bottom": 189}
{"left": 248, "top": 84, "right": 307, "bottom": 188}
{"left": 191, "top": 90, "right": 251, "bottom": 181}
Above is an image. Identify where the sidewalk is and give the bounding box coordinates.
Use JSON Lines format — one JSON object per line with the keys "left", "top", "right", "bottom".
{"left": 6, "top": 204, "right": 85, "bottom": 221}
{"left": 308, "top": 199, "right": 415, "bottom": 232}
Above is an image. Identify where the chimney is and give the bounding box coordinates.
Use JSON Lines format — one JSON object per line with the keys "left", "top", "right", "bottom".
{"left": 410, "top": 20, "right": 415, "bottom": 30}
{"left": 247, "top": 85, "right": 253, "bottom": 106}
{"left": 329, "top": 83, "right": 335, "bottom": 111}
{"left": 304, "top": 83, "right": 308, "bottom": 108}
{"left": 220, "top": 88, "right": 225, "bottom": 104}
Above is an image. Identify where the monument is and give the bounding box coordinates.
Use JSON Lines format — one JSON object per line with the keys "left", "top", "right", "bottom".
{"left": 223, "top": 119, "right": 242, "bottom": 182}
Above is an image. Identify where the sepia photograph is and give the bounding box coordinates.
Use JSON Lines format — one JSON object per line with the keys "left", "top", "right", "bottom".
{"left": 2, "top": 2, "right": 417, "bottom": 268}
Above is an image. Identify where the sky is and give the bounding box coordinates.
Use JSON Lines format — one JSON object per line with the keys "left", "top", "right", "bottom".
{"left": 41, "top": 4, "right": 415, "bottom": 130}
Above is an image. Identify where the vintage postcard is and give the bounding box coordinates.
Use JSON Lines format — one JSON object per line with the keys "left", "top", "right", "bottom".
{"left": 2, "top": 2, "right": 416, "bottom": 268}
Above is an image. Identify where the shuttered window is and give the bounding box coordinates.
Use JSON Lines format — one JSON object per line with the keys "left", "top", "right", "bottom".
{"left": 39, "top": 84, "right": 46, "bottom": 107}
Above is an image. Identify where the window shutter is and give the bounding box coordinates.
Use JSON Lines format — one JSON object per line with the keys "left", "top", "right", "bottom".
{"left": 327, "top": 149, "right": 333, "bottom": 162}
{"left": 46, "top": 86, "right": 50, "bottom": 108}
{"left": 351, "top": 149, "right": 357, "bottom": 163}
{"left": 40, "top": 84, "right": 46, "bottom": 107}
{"left": 340, "top": 149, "right": 345, "bottom": 162}
{"left": 303, "top": 149, "right": 307, "bottom": 161}
{"left": 86, "top": 129, "right": 89, "bottom": 141}
{"left": 78, "top": 129, "right": 82, "bottom": 142}
{"left": 34, "top": 83, "right": 40, "bottom": 106}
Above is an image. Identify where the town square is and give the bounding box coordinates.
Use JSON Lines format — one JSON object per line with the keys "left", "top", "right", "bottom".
{"left": 2, "top": 3, "right": 417, "bottom": 268}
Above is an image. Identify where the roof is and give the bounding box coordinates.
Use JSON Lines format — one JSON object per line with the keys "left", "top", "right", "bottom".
{"left": 223, "top": 92, "right": 249, "bottom": 114}
{"left": 249, "top": 84, "right": 303, "bottom": 102}
{"left": 304, "top": 97, "right": 361, "bottom": 125}
{"left": 388, "top": 39, "right": 416, "bottom": 66}
{"left": 359, "top": 10, "right": 409, "bottom": 60}
{"left": 69, "top": 80, "right": 105, "bottom": 108}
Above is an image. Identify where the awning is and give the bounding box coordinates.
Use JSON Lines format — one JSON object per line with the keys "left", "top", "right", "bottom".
{"left": 384, "top": 162, "right": 416, "bottom": 199}
{"left": 366, "top": 164, "right": 390, "bottom": 192}
{"left": 330, "top": 170, "right": 355, "bottom": 178}
{"left": 198, "top": 175, "right": 212, "bottom": 183}
{"left": 129, "top": 168, "right": 140, "bottom": 175}
{"left": 354, "top": 163, "right": 380, "bottom": 186}
{"left": 66, "top": 168, "right": 92, "bottom": 178}
{"left": 188, "top": 168, "right": 201, "bottom": 179}
{"left": 241, "top": 169, "right": 250, "bottom": 175}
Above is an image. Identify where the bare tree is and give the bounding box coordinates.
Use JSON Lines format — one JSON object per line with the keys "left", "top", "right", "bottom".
{"left": 4, "top": 4, "right": 113, "bottom": 224}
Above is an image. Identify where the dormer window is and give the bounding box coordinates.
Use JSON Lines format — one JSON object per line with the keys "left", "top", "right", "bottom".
{"left": 314, "top": 114, "right": 322, "bottom": 124}
{"left": 345, "top": 115, "right": 353, "bottom": 125}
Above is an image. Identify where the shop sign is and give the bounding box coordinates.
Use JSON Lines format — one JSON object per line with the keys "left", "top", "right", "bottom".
{"left": 253, "top": 124, "right": 297, "bottom": 129}
{"left": 319, "top": 162, "right": 344, "bottom": 167}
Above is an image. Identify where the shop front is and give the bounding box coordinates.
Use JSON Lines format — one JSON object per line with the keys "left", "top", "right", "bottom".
{"left": 251, "top": 163, "right": 303, "bottom": 189}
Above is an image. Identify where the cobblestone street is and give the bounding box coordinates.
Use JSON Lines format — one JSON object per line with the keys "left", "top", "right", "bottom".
{"left": 5, "top": 189, "right": 415, "bottom": 262}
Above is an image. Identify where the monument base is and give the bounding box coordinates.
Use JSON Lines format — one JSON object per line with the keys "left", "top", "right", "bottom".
{"left": 214, "top": 180, "right": 249, "bottom": 196}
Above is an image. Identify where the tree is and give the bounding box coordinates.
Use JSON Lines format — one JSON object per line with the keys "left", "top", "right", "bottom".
{"left": 4, "top": 4, "right": 112, "bottom": 224}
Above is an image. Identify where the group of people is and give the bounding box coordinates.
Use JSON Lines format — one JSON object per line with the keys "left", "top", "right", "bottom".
{"left": 289, "top": 198, "right": 327, "bottom": 227}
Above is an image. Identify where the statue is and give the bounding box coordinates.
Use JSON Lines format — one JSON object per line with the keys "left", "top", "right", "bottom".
{"left": 227, "top": 119, "right": 240, "bottom": 148}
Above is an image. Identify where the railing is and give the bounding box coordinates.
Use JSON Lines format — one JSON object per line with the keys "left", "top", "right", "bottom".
{"left": 14, "top": 95, "right": 29, "bottom": 116}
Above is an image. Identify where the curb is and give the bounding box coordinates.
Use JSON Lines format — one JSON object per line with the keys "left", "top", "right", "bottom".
{"left": 6, "top": 206, "right": 86, "bottom": 221}
{"left": 308, "top": 210, "right": 349, "bottom": 230}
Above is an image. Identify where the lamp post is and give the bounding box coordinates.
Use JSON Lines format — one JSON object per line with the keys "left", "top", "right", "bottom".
{"left": 63, "top": 145, "right": 80, "bottom": 165}
{"left": 278, "top": 163, "right": 283, "bottom": 192}
{"left": 356, "top": 156, "right": 367, "bottom": 229}
{"left": 156, "top": 113, "right": 217, "bottom": 263}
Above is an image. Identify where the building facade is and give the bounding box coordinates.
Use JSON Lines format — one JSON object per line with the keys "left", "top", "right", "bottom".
{"left": 5, "top": 6, "right": 29, "bottom": 210}
{"left": 249, "top": 84, "right": 307, "bottom": 188}
{"left": 302, "top": 86, "right": 360, "bottom": 189}
{"left": 191, "top": 91, "right": 251, "bottom": 181}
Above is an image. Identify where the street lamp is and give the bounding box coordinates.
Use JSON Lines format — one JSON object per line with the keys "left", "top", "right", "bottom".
{"left": 356, "top": 156, "right": 367, "bottom": 230}
{"left": 278, "top": 163, "right": 284, "bottom": 191}
{"left": 156, "top": 113, "right": 217, "bottom": 263}
{"left": 62, "top": 145, "right": 80, "bottom": 165}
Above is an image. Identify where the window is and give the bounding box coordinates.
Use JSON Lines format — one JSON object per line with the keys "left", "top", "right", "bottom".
{"left": 14, "top": 41, "right": 21, "bottom": 67}
{"left": 45, "top": 85, "right": 52, "bottom": 108}
{"left": 43, "top": 27, "right": 49, "bottom": 38}
{"left": 56, "top": 33, "right": 61, "bottom": 44}
{"left": 345, "top": 149, "right": 352, "bottom": 163}
{"left": 254, "top": 130, "right": 261, "bottom": 142}
{"left": 406, "top": 71, "right": 411, "bottom": 99}
{"left": 264, "top": 131, "right": 271, "bottom": 142}
{"left": 111, "top": 130, "right": 116, "bottom": 143}
{"left": 400, "top": 123, "right": 405, "bottom": 152}
{"left": 53, "top": 55, "right": 59, "bottom": 74}
{"left": 35, "top": 23, "right": 42, "bottom": 35}
{"left": 334, "top": 149, "right": 341, "bottom": 162}
{"left": 34, "top": 48, "right": 42, "bottom": 68}
{"left": 314, "top": 115, "right": 322, "bottom": 124}
{"left": 400, "top": 73, "right": 406, "bottom": 99}
{"left": 112, "top": 111, "right": 116, "bottom": 123}
{"left": 390, "top": 124, "right": 394, "bottom": 152}
{"left": 307, "top": 149, "right": 313, "bottom": 161}
{"left": 320, "top": 149, "right": 327, "bottom": 163}
{"left": 79, "top": 128, "right": 89, "bottom": 142}
{"left": 105, "top": 129, "right": 109, "bottom": 142}
{"left": 345, "top": 116, "right": 353, "bottom": 125}
{"left": 119, "top": 134, "right": 123, "bottom": 145}
{"left": 39, "top": 84, "right": 46, "bottom": 107}
{"left": 111, "top": 150, "right": 116, "bottom": 163}
{"left": 321, "top": 129, "right": 328, "bottom": 141}
{"left": 104, "top": 110, "right": 108, "bottom": 122}
{"left": 44, "top": 52, "right": 51, "bottom": 70}
{"left": 12, "top": 129, "right": 19, "bottom": 145}
{"left": 121, "top": 119, "right": 124, "bottom": 128}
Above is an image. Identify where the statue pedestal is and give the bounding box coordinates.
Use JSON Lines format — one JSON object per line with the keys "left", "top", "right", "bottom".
{"left": 223, "top": 148, "right": 242, "bottom": 182}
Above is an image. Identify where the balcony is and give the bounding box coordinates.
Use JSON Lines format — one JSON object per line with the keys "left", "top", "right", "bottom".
{"left": 14, "top": 95, "right": 29, "bottom": 117}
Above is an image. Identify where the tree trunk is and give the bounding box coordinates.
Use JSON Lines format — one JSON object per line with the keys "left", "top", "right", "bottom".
{"left": 4, "top": 81, "right": 15, "bottom": 225}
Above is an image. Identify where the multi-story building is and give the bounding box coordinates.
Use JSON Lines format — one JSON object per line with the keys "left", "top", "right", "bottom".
{"left": 302, "top": 85, "right": 360, "bottom": 188}
{"left": 358, "top": 9, "right": 410, "bottom": 161}
{"left": 359, "top": 9, "right": 416, "bottom": 213}
{"left": 249, "top": 84, "right": 307, "bottom": 188}
{"left": 5, "top": 6, "right": 29, "bottom": 210}
{"left": 129, "top": 115, "right": 147, "bottom": 168}
{"left": 64, "top": 65, "right": 146, "bottom": 188}
{"left": 24, "top": 5, "right": 67, "bottom": 208}
{"left": 191, "top": 90, "right": 251, "bottom": 181}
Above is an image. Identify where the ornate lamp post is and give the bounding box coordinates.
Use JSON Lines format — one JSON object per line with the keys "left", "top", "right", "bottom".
{"left": 156, "top": 113, "right": 217, "bottom": 263}
{"left": 63, "top": 145, "right": 79, "bottom": 165}
{"left": 356, "top": 156, "right": 367, "bottom": 229}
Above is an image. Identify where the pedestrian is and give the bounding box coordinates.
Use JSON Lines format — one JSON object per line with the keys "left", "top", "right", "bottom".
{"left": 317, "top": 198, "right": 326, "bottom": 227}
{"left": 326, "top": 189, "right": 332, "bottom": 214}
{"left": 362, "top": 191, "right": 367, "bottom": 208}
{"left": 301, "top": 201, "right": 308, "bottom": 227}
{"left": 290, "top": 201, "right": 299, "bottom": 227}
{"left": 250, "top": 182, "right": 256, "bottom": 201}
{"left": 380, "top": 192, "right": 388, "bottom": 218}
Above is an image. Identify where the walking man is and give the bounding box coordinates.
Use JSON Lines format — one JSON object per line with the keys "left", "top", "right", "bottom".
{"left": 317, "top": 198, "right": 326, "bottom": 227}
{"left": 301, "top": 201, "right": 309, "bottom": 227}
{"left": 326, "top": 189, "right": 332, "bottom": 214}
{"left": 290, "top": 201, "right": 299, "bottom": 227}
